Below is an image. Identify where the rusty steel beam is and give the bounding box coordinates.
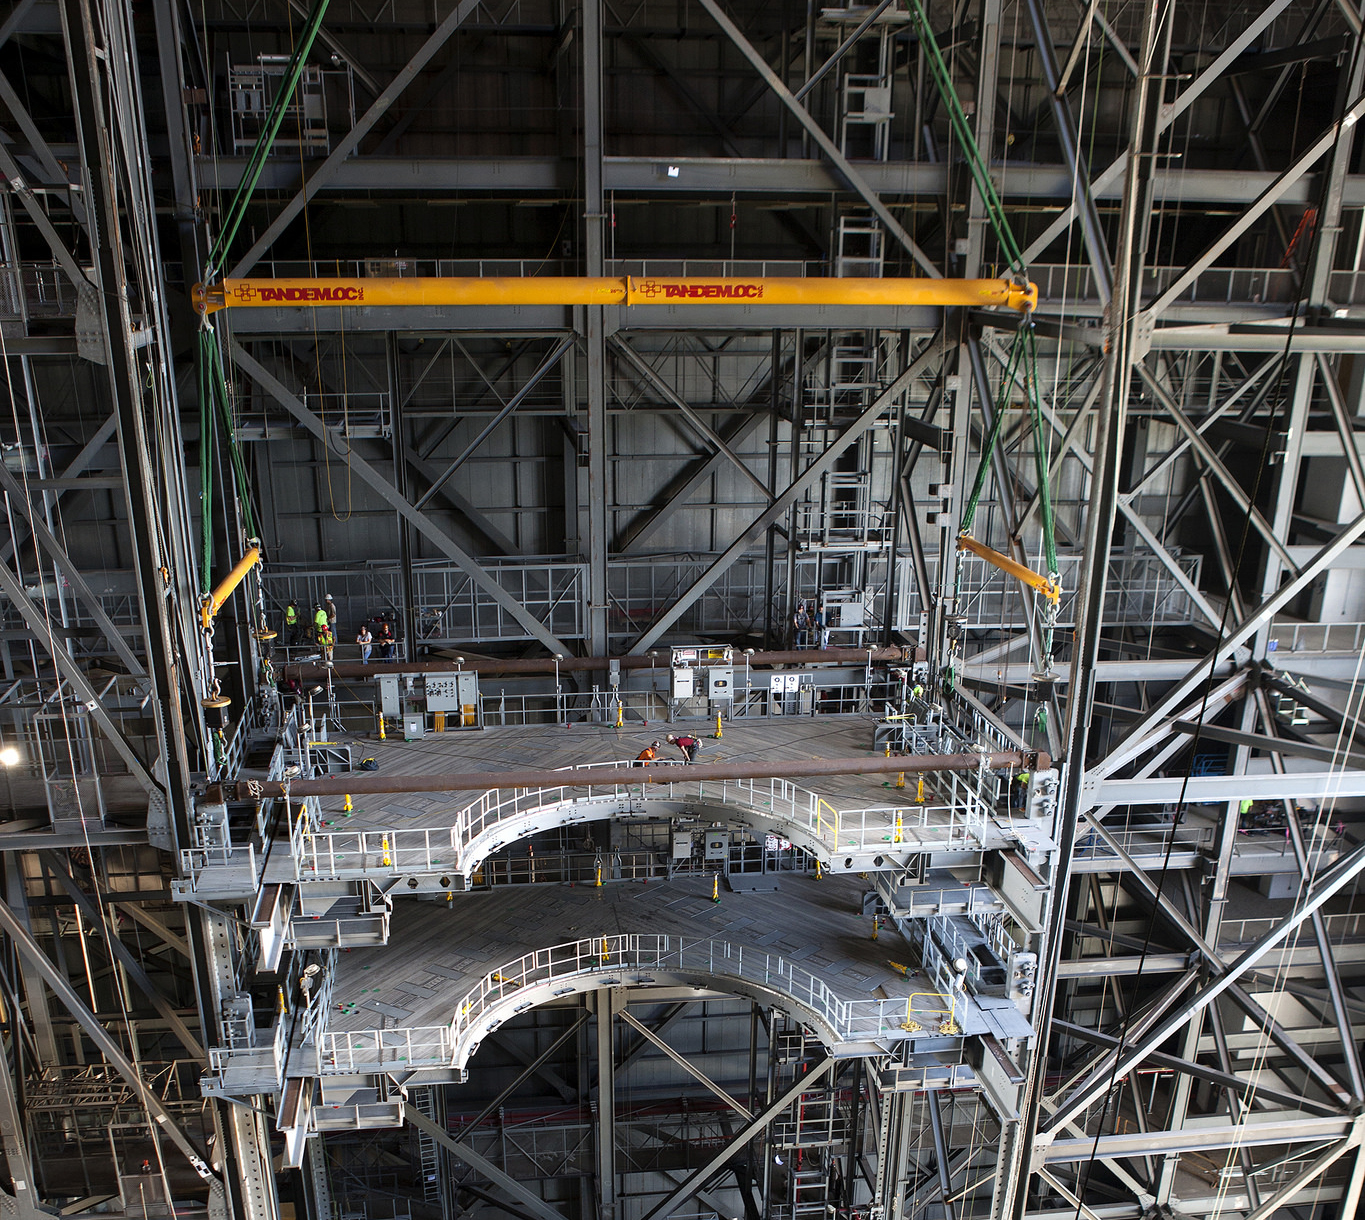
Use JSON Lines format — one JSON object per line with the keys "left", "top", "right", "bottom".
{"left": 287, "top": 646, "right": 921, "bottom": 680}
{"left": 241, "top": 749, "right": 1047, "bottom": 799}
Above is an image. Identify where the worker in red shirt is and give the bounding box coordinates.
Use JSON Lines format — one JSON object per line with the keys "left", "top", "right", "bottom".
{"left": 666, "top": 733, "right": 702, "bottom": 762}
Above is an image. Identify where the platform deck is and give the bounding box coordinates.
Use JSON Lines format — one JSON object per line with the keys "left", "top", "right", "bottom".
{"left": 313, "top": 715, "right": 955, "bottom": 836}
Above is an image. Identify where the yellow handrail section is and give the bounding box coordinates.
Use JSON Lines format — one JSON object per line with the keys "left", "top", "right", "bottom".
{"left": 956, "top": 534, "right": 1061, "bottom": 604}
{"left": 200, "top": 545, "right": 262, "bottom": 629}
{"left": 193, "top": 276, "right": 1038, "bottom": 315}
{"left": 815, "top": 797, "right": 842, "bottom": 845}
{"left": 902, "top": 991, "right": 959, "bottom": 1034}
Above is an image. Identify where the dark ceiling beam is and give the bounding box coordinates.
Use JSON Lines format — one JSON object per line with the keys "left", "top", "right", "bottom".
{"left": 194, "top": 156, "right": 1365, "bottom": 207}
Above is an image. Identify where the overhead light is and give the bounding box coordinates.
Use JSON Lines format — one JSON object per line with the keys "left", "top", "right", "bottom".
{"left": 666, "top": 165, "right": 680, "bottom": 178}
{"left": 0, "top": 747, "right": 19, "bottom": 766}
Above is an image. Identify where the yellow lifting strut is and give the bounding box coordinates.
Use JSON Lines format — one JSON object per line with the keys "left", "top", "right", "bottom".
{"left": 193, "top": 275, "right": 1039, "bottom": 316}
{"left": 200, "top": 545, "right": 262, "bottom": 630}
{"left": 956, "top": 534, "right": 1061, "bottom": 604}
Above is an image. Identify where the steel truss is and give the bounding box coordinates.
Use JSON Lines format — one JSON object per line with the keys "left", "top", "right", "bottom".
{"left": 6, "top": 2, "right": 1365, "bottom": 1220}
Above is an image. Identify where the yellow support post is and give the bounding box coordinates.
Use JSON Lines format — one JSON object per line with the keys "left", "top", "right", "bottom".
{"left": 715, "top": 712, "right": 723, "bottom": 739}
{"left": 712, "top": 873, "right": 720, "bottom": 903}
{"left": 343, "top": 794, "right": 352, "bottom": 813}
{"left": 815, "top": 859, "right": 823, "bottom": 880}
{"left": 277, "top": 985, "right": 288, "bottom": 1015}
{"left": 381, "top": 834, "right": 391, "bottom": 868}
{"left": 615, "top": 700, "right": 623, "bottom": 728}
{"left": 893, "top": 813, "right": 903, "bottom": 844}
{"left": 895, "top": 771, "right": 905, "bottom": 789}
{"left": 916, "top": 775, "right": 925, "bottom": 803}
{"left": 378, "top": 713, "right": 386, "bottom": 741}
{"left": 871, "top": 915, "right": 879, "bottom": 941}
{"left": 595, "top": 860, "right": 602, "bottom": 888}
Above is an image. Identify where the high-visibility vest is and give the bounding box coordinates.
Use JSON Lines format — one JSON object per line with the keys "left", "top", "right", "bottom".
{"left": 314, "top": 609, "right": 328, "bottom": 630}
{"left": 285, "top": 605, "right": 298, "bottom": 625}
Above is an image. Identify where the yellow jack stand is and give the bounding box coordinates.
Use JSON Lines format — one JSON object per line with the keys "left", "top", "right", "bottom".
{"left": 714, "top": 713, "right": 723, "bottom": 739}
{"left": 815, "top": 859, "right": 823, "bottom": 880}
{"left": 595, "top": 861, "right": 603, "bottom": 888}
{"left": 712, "top": 873, "right": 720, "bottom": 903}
{"left": 343, "top": 793, "right": 353, "bottom": 813}
{"left": 871, "top": 915, "right": 879, "bottom": 941}
{"left": 893, "top": 813, "right": 903, "bottom": 844}
{"left": 378, "top": 713, "right": 386, "bottom": 741}
{"left": 895, "top": 772, "right": 905, "bottom": 790}
{"left": 381, "top": 834, "right": 391, "bottom": 867}
{"left": 615, "top": 701, "right": 623, "bottom": 728}
{"left": 916, "top": 775, "right": 925, "bottom": 804}
{"left": 277, "top": 985, "right": 288, "bottom": 1015}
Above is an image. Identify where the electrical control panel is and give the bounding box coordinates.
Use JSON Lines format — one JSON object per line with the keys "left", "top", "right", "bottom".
{"left": 424, "top": 671, "right": 478, "bottom": 712}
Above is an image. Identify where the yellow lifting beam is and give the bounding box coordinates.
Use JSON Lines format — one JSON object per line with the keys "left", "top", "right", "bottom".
{"left": 194, "top": 275, "right": 1038, "bottom": 316}
{"left": 956, "top": 534, "right": 1061, "bottom": 603}
{"left": 201, "top": 545, "right": 262, "bottom": 630}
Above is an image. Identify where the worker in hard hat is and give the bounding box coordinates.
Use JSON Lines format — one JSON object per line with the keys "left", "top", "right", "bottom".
{"left": 318, "top": 622, "right": 335, "bottom": 664}
{"left": 284, "top": 600, "right": 301, "bottom": 647}
{"left": 312, "top": 603, "right": 328, "bottom": 642}
{"left": 666, "top": 733, "right": 702, "bottom": 763}
{"left": 324, "top": 593, "right": 337, "bottom": 627}
{"left": 635, "top": 741, "right": 662, "bottom": 766}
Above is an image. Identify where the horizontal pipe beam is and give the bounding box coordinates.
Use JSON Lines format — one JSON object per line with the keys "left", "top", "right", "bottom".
{"left": 195, "top": 276, "right": 1037, "bottom": 315}
{"left": 244, "top": 749, "right": 1048, "bottom": 799}
{"left": 288, "top": 645, "right": 919, "bottom": 680}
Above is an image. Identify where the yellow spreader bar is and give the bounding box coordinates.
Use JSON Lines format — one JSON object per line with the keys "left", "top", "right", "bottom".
{"left": 957, "top": 534, "right": 1061, "bottom": 603}
{"left": 194, "top": 276, "right": 1038, "bottom": 315}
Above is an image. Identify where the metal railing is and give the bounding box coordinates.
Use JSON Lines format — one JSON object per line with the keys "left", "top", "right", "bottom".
{"left": 447, "top": 935, "right": 954, "bottom": 1070}
{"left": 1073, "top": 823, "right": 1213, "bottom": 861}
{"left": 1268, "top": 619, "right": 1365, "bottom": 654}
{"left": 607, "top": 259, "right": 817, "bottom": 278}
{"left": 0, "top": 262, "right": 80, "bottom": 319}
{"left": 207, "top": 1014, "right": 287, "bottom": 1088}
{"left": 317, "top": 1025, "right": 452, "bottom": 1074}
{"left": 1219, "top": 909, "right": 1365, "bottom": 945}
{"left": 290, "top": 766, "right": 989, "bottom": 882}
{"left": 246, "top": 257, "right": 582, "bottom": 279}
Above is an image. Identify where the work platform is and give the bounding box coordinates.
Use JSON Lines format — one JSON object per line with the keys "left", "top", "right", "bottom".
{"left": 179, "top": 716, "right": 1056, "bottom": 903}
{"left": 191, "top": 714, "right": 1042, "bottom": 1148}
{"left": 313, "top": 875, "right": 1027, "bottom": 1069}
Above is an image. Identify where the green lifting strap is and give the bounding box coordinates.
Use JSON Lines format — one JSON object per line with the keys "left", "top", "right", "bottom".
{"left": 959, "top": 327, "right": 1025, "bottom": 538}
{"left": 902, "top": 0, "right": 1059, "bottom": 589}
{"left": 902, "top": 0, "right": 1024, "bottom": 273}
{"left": 206, "top": 0, "right": 333, "bottom": 279}
{"left": 199, "top": 0, "right": 330, "bottom": 592}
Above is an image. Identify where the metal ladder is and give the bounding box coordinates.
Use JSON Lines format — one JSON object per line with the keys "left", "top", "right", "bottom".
{"left": 411, "top": 1086, "right": 448, "bottom": 1217}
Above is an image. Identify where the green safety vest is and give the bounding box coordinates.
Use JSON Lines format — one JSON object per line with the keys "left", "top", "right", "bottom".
{"left": 285, "top": 605, "right": 297, "bottom": 625}
{"left": 314, "top": 609, "right": 328, "bottom": 629}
